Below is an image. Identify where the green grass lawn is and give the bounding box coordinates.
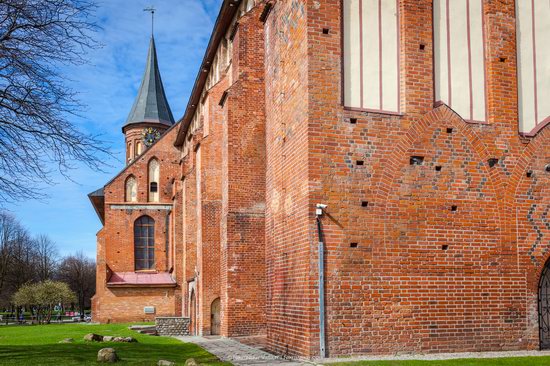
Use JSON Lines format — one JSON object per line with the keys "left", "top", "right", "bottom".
{"left": 328, "top": 356, "right": 550, "bottom": 366}
{"left": 0, "top": 323, "right": 230, "bottom": 365}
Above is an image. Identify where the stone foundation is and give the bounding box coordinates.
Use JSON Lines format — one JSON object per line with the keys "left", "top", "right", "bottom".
{"left": 155, "top": 317, "right": 190, "bottom": 336}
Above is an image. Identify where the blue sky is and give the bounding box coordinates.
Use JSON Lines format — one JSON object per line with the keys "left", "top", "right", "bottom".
{"left": 4, "top": 0, "right": 222, "bottom": 259}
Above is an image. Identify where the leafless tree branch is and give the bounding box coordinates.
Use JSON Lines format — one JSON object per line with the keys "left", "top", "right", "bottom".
{"left": 0, "top": 0, "right": 112, "bottom": 204}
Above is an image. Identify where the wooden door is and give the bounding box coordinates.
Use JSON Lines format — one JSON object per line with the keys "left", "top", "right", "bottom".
{"left": 210, "top": 298, "right": 220, "bottom": 335}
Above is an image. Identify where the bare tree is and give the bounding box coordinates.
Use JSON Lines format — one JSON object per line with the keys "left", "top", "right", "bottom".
{"left": 0, "top": 212, "right": 18, "bottom": 299}
{"left": 8, "top": 226, "right": 36, "bottom": 293}
{"left": 0, "top": 212, "right": 38, "bottom": 308}
{"left": 34, "top": 234, "right": 58, "bottom": 281}
{"left": 0, "top": 0, "right": 111, "bottom": 204}
{"left": 57, "top": 251, "right": 95, "bottom": 319}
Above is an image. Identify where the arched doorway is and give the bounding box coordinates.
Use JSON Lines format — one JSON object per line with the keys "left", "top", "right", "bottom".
{"left": 210, "top": 298, "right": 221, "bottom": 335}
{"left": 189, "top": 290, "right": 196, "bottom": 335}
{"left": 539, "top": 260, "right": 550, "bottom": 349}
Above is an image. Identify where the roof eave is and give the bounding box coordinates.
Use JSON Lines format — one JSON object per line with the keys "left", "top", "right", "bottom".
{"left": 174, "top": 0, "right": 242, "bottom": 147}
{"left": 106, "top": 283, "right": 177, "bottom": 288}
{"left": 122, "top": 119, "right": 174, "bottom": 133}
{"left": 88, "top": 189, "right": 105, "bottom": 225}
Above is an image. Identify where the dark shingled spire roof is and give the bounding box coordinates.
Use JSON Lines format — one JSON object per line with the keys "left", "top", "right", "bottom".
{"left": 124, "top": 36, "right": 174, "bottom": 129}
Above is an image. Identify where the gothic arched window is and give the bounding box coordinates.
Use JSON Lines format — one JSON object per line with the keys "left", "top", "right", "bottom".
{"left": 134, "top": 215, "right": 154, "bottom": 270}
{"left": 148, "top": 158, "right": 160, "bottom": 202}
{"left": 125, "top": 175, "right": 137, "bottom": 202}
{"left": 135, "top": 141, "right": 143, "bottom": 156}
{"left": 127, "top": 142, "right": 133, "bottom": 162}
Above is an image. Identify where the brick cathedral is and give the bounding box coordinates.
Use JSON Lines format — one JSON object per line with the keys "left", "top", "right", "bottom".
{"left": 90, "top": 0, "right": 550, "bottom": 359}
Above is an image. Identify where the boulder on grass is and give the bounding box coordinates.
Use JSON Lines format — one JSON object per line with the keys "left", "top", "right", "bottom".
{"left": 59, "top": 338, "right": 73, "bottom": 343}
{"left": 97, "top": 348, "right": 118, "bottom": 363}
{"left": 184, "top": 358, "right": 198, "bottom": 366}
{"left": 157, "top": 360, "right": 175, "bottom": 366}
{"left": 103, "top": 336, "right": 114, "bottom": 342}
{"left": 112, "top": 336, "right": 136, "bottom": 343}
{"left": 84, "top": 333, "right": 103, "bottom": 342}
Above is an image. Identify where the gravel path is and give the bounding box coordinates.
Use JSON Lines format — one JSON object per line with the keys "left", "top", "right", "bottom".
{"left": 175, "top": 335, "right": 550, "bottom": 365}
{"left": 175, "top": 336, "right": 315, "bottom": 365}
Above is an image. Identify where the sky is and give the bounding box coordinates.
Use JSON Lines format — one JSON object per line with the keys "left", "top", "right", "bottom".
{"left": 3, "top": 0, "right": 223, "bottom": 259}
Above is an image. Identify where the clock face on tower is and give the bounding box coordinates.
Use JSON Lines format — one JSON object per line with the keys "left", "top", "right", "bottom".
{"left": 142, "top": 127, "right": 161, "bottom": 147}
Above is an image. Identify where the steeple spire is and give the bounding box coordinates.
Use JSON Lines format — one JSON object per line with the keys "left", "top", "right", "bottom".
{"left": 124, "top": 35, "right": 174, "bottom": 130}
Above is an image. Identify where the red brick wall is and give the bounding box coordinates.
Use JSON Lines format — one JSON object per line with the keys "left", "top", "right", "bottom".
{"left": 264, "top": 0, "right": 550, "bottom": 358}
{"left": 264, "top": 0, "right": 315, "bottom": 357}
{"left": 220, "top": 6, "right": 267, "bottom": 337}
{"left": 181, "top": 145, "right": 197, "bottom": 320}
{"left": 93, "top": 0, "right": 550, "bottom": 358}
{"left": 197, "top": 77, "right": 226, "bottom": 335}
{"left": 92, "top": 126, "right": 180, "bottom": 323}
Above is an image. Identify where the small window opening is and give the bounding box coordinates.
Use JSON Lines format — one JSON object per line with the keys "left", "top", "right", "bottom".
{"left": 435, "top": 165, "right": 442, "bottom": 171}
{"left": 419, "top": 44, "right": 425, "bottom": 50}
{"left": 499, "top": 57, "right": 506, "bottom": 63}
{"left": 219, "top": 91, "right": 229, "bottom": 107}
{"left": 526, "top": 171, "right": 533, "bottom": 177}
{"left": 451, "top": 205, "right": 458, "bottom": 212}
{"left": 488, "top": 158, "right": 499, "bottom": 168}
{"left": 350, "top": 242, "right": 358, "bottom": 248}
{"left": 410, "top": 156, "right": 424, "bottom": 165}
{"left": 356, "top": 160, "right": 364, "bottom": 166}
{"left": 361, "top": 201, "right": 369, "bottom": 207}
{"left": 441, "top": 244, "right": 449, "bottom": 250}
{"left": 322, "top": 28, "right": 330, "bottom": 34}
{"left": 150, "top": 182, "right": 158, "bottom": 193}
{"left": 446, "top": 127, "right": 453, "bottom": 133}
{"left": 545, "top": 164, "right": 550, "bottom": 173}
{"left": 350, "top": 118, "right": 357, "bottom": 124}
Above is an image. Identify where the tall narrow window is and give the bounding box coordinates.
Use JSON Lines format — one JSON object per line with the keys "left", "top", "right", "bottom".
{"left": 134, "top": 215, "right": 155, "bottom": 270}
{"left": 135, "top": 141, "right": 143, "bottom": 156}
{"left": 516, "top": 0, "right": 550, "bottom": 136}
{"left": 125, "top": 176, "right": 137, "bottom": 202}
{"left": 343, "top": 0, "right": 400, "bottom": 113}
{"left": 127, "top": 142, "right": 133, "bottom": 162}
{"left": 148, "top": 158, "right": 160, "bottom": 202}
{"left": 434, "top": 0, "right": 486, "bottom": 122}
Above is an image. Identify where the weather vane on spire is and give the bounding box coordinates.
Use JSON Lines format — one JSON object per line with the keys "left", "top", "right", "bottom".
{"left": 143, "top": 6, "right": 156, "bottom": 36}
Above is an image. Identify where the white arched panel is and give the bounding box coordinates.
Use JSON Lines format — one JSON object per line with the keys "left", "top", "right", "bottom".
{"left": 434, "top": 0, "right": 486, "bottom": 122}
{"left": 344, "top": 0, "right": 400, "bottom": 113}
{"left": 148, "top": 158, "right": 160, "bottom": 202}
{"left": 125, "top": 176, "right": 137, "bottom": 203}
{"left": 517, "top": 0, "right": 550, "bottom": 135}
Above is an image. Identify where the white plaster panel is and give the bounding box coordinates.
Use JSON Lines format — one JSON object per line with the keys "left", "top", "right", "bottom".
{"left": 344, "top": 0, "right": 399, "bottom": 112}
{"left": 469, "top": 0, "right": 486, "bottom": 121}
{"left": 344, "top": 0, "right": 361, "bottom": 107}
{"left": 534, "top": 0, "right": 550, "bottom": 127}
{"left": 381, "top": 0, "right": 399, "bottom": 112}
{"left": 449, "top": 0, "right": 470, "bottom": 119}
{"left": 434, "top": 0, "right": 486, "bottom": 122}
{"left": 362, "top": 0, "right": 380, "bottom": 110}
{"left": 517, "top": 0, "right": 536, "bottom": 133}
{"left": 434, "top": 0, "right": 449, "bottom": 103}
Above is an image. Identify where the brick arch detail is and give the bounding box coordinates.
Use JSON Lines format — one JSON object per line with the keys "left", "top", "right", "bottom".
{"left": 372, "top": 104, "right": 503, "bottom": 244}
{"left": 506, "top": 126, "right": 550, "bottom": 203}
{"left": 506, "top": 127, "right": 550, "bottom": 291}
